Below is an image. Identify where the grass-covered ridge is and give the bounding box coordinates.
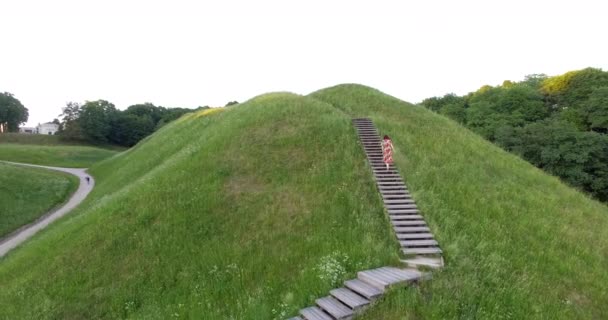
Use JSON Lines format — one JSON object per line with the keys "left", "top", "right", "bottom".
{"left": 0, "top": 93, "right": 398, "bottom": 319}
{"left": 0, "top": 163, "right": 78, "bottom": 238}
{"left": 311, "top": 84, "right": 608, "bottom": 319}
{"left": 1, "top": 84, "right": 606, "bottom": 319}
{"left": 0, "top": 144, "right": 119, "bottom": 167}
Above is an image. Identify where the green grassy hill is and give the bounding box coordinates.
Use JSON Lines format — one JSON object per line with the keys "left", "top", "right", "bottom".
{"left": 0, "top": 163, "right": 78, "bottom": 238}
{"left": 311, "top": 85, "right": 608, "bottom": 319}
{"left": 0, "top": 85, "right": 606, "bottom": 319}
{"left": 0, "top": 95, "right": 397, "bottom": 319}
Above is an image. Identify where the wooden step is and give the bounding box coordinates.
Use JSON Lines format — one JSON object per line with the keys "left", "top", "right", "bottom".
{"left": 391, "top": 220, "right": 426, "bottom": 227}
{"left": 300, "top": 306, "right": 333, "bottom": 320}
{"left": 387, "top": 209, "right": 418, "bottom": 214}
{"left": 382, "top": 194, "right": 412, "bottom": 199}
{"left": 393, "top": 226, "right": 430, "bottom": 233}
{"left": 380, "top": 186, "right": 409, "bottom": 194}
{"left": 396, "top": 232, "right": 434, "bottom": 239}
{"left": 357, "top": 270, "right": 392, "bottom": 290}
{"left": 401, "top": 256, "right": 444, "bottom": 269}
{"left": 315, "top": 296, "right": 353, "bottom": 320}
{"left": 400, "top": 239, "right": 438, "bottom": 247}
{"left": 330, "top": 288, "right": 370, "bottom": 311}
{"left": 377, "top": 181, "right": 405, "bottom": 185}
{"left": 378, "top": 180, "right": 405, "bottom": 185}
{"left": 402, "top": 247, "right": 443, "bottom": 255}
{"left": 344, "top": 279, "right": 383, "bottom": 300}
{"left": 377, "top": 267, "right": 422, "bottom": 282}
{"left": 383, "top": 199, "right": 414, "bottom": 204}
{"left": 378, "top": 182, "right": 405, "bottom": 188}
{"left": 374, "top": 169, "right": 399, "bottom": 173}
{"left": 390, "top": 214, "right": 423, "bottom": 220}
{"left": 385, "top": 204, "right": 417, "bottom": 209}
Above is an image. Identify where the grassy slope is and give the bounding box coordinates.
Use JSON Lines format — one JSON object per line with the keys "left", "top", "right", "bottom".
{"left": 311, "top": 85, "right": 608, "bottom": 319}
{"left": 0, "top": 144, "right": 118, "bottom": 167}
{"left": 0, "top": 163, "right": 78, "bottom": 238}
{"left": 0, "top": 95, "right": 399, "bottom": 319}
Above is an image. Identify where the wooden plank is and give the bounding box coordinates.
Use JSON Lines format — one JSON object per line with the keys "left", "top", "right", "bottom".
{"left": 402, "top": 247, "right": 443, "bottom": 255}
{"left": 387, "top": 209, "right": 418, "bottom": 214}
{"left": 316, "top": 296, "right": 353, "bottom": 320}
{"left": 391, "top": 220, "right": 426, "bottom": 227}
{"left": 385, "top": 204, "right": 417, "bottom": 209}
{"left": 366, "top": 269, "right": 403, "bottom": 284}
{"left": 400, "top": 239, "right": 438, "bottom": 246}
{"left": 330, "top": 288, "right": 370, "bottom": 311}
{"left": 384, "top": 199, "right": 415, "bottom": 204}
{"left": 300, "top": 307, "right": 333, "bottom": 320}
{"left": 381, "top": 187, "right": 410, "bottom": 195}
{"left": 382, "top": 195, "right": 412, "bottom": 200}
{"left": 401, "top": 256, "right": 444, "bottom": 269}
{"left": 395, "top": 232, "right": 434, "bottom": 239}
{"left": 344, "top": 279, "right": 384, "bottom": 299}
{"left": 378, "top": 267, "right": 422, "bottom": 282}
{"left": 390, "top": 214, "right": 423, "bottom": 220}
{"left": 393, "top": 226, "right": 430, "bottom": 233}
{"left": 357, "top": 270, "right": 391, "bottom": 290}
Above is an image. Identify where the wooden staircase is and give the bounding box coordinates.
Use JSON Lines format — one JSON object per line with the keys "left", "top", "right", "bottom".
{"left": 286, "top": 118, "right": 443, "bottom": 320}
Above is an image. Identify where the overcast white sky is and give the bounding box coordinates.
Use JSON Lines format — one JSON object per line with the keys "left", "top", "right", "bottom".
{"left": 1, "top": 0, "right": 607, "bottom": 126}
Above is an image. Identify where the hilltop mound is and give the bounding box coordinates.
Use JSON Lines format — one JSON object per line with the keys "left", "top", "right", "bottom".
{"left": 1, "top": 85, "right": 606, "bottom": 319}
{"left": 0, "top": 93, "right": 397, "bottom": 319}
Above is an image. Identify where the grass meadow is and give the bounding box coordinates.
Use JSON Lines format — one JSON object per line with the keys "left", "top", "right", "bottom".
{"left": 0, "top": 163, "right": 78, "bottom": 238}
{"left": 0, "top": 143, "right": 119, "bottom": 168}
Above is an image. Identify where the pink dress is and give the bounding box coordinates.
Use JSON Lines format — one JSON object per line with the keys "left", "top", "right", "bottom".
{"left": 383, "top": 138, "right": 394, "bottom": 165}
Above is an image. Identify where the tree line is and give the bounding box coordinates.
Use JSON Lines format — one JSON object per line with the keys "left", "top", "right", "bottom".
{"left": 421, "top": 67, "right": 608, "bottom": 202}
{"left": 58, "top": 101, "right": 210, "bottom": 147}
{"left": 0, "top": 92, "right": 216, "bottom": 147}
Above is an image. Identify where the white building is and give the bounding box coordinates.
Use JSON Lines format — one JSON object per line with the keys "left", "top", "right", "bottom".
{"left": 37, "top": 122, "right": 59, "bottom": 135}
{"left": 18, "top": 122, "right": 59, "bottom": 135}
{"left": 19, "top": 127, "right": 37, "bottom": 134}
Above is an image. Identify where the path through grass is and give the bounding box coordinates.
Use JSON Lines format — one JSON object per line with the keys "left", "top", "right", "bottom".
{"left": 0, "top": 144, "right": 119, "bottom": 167}
{"left": 0, "top": 163, "right": 78, "bottom": 238}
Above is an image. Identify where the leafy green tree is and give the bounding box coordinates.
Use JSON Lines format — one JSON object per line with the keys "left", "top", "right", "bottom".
{"left": 504, "top": 119, "right": 608, "bottom": 201}
{"left": 0, "top": 92, "right": 28, "bottom": 132}
{"left": 58, "top": 102, "right": 84, "bottom": 140}
{"left": 440, "top": 102, "right": 467, "bottom": 124}
{"left": 79, "top": 100, "right": 118, "bottom": 143}
{"left": 542, "top": 67, "right": 608, "bottom": 109}
{"left": 225, "top": 101, "right": 239, "bottom": 107}
{"left": 420, "top": 93, "right": 463, "bottom": 113}
{"left": 521, "top": 74, "right": 548, "bottom": 90}
{"left": 110, "top": 113, "right": 155, "bottom": 147}
{"left": 582, "top": 87, "right": 608, "bottom": 133}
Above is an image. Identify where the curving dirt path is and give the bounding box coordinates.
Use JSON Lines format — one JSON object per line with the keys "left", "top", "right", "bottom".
{"left": 0, "top": 161, "right": 94, "bottom": 258}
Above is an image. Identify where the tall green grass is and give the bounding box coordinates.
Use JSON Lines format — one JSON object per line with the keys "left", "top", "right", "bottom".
{"left": 311, "top": 84, "right": 608, "bottom": 319}
{"left": 0, "top": 95, "right": 398, "bottom": 319}
{"left": 2, "top": 84, "right": 606, "bottom": 319}
{"left": 0, "top": 144, "right": 119, "bottom": 167}
{"left": 0, "top": 163, "right": 78, "bottom": 238}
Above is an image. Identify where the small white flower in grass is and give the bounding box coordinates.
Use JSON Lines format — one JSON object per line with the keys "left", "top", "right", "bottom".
{"left": 315, "top": 251, "right": 349, "bottom": 286}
